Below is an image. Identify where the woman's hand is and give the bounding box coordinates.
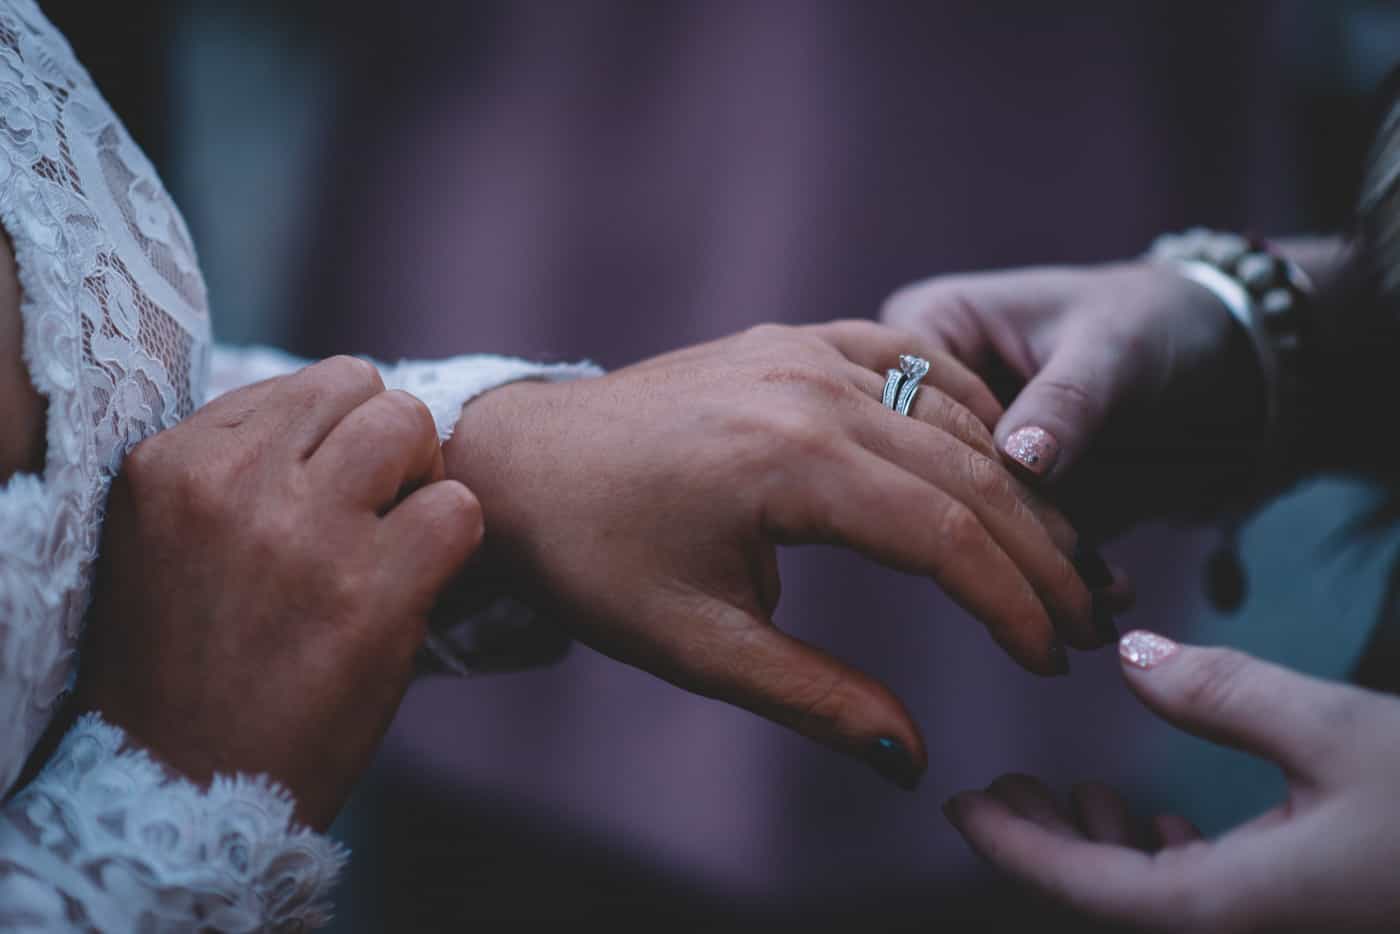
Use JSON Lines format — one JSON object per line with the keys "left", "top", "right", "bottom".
{"left": 447, "top": 321, "right": 1105, "bottom": 789}
{"left": 76, "top": 356, "right": 483, "bottom": 830}
{"left": 945, "top": 631, "right": 1400, "bottom": 933}
{"left": 882, "top": 262, "right": 1267, "bottom": 534}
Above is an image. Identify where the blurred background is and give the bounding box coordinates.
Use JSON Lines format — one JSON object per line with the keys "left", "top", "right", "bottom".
{"left": 45, "top": 1, "right": 1400, "bottom": 929}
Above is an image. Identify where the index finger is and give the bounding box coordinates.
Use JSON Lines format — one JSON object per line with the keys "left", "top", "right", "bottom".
{"left": 265, "top": 355, "right": 387, "bottom": 456}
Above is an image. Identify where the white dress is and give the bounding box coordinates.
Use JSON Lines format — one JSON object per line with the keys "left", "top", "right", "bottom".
{"left": 0, "top": 2, "right": 597, "bottom": 929}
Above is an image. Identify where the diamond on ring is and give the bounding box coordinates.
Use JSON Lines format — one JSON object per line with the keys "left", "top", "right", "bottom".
{"left": 894, "top": 354, "right": 930, "bottom": 416}
{"left": 899, "top": 354, "right": 930, "bottom": 381}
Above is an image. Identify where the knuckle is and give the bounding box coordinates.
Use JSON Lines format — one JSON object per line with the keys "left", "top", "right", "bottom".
{"left": 318, "top": 354, "right": 384, "bottom": 395}
{"left": 380, "top": 390, "right": 437, "bottom": 441}
{"left": 830, "top": 317, "right": 886, "bottom": 343}
{"left": 319, "top": 565, "right": 364, "bottom": 617}
{"left": 761, "top": 460, "right": 838, "bottom": 535}
{"left": 1179, "top": 649, "right": 1251, "bottom": 720}
{"left": 145, "top": 450, "right": 231, "bottom": 523}
{"left": 249, "top": 508, "right": 299, "bottom": 554}
{"left": 947, "top": 401, "right": 996, "bottom": 454}
{"left": 934, "top": 501, "right": 982, "bottom": 549}
{"left": 879, "top": 284, "right": 927, "bottom": 327}
{"left": 1312, "top": 688, "right": 1367, "bottom": 761}
{"left": 792, "top": 675, "right": 852, "bottom": 735}
{"left": 178, "top": 472, "right": 227, "bottom": 523}
{"left": 757, "top": 362, "right": 847, "bottom": 402}
{"left": 437, "top": 483, "right": 484, "bottom": 549}
{"left": 1035, "top": 376, "right": 1103, "bottom": 424}
{"left": 964, "top": 450, "right": 1011, "bottom": 505}
{"left": 120, "top": 434, "right": 168, "bottom": 491}
{"left": 744, "top": 322, "right": 791, "bottom": 344}
{"left": 759, "top": 406, "right": 837, "bottom": 460}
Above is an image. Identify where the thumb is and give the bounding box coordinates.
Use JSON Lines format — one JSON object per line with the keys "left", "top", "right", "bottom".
{"left": 1116, "top": 630, "right": 1357, "bottom": 784}
{"left": 996, "top": 320, "right": 1134, "bottom": 484}
{"left": 667, "top": 601, "right": 927, "bottom": 791}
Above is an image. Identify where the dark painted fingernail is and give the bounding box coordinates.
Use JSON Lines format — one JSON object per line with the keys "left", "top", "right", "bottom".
{"left": 1074, "top": 543, "right": 1114, "bottom": 589}
{"left": 1003, "top": 426, "right": 1059, "bottom": 478}
{"left": 866, "top": 737, "right": 922, "bottom": 791}
{"left": 941, "top": 796, "right": 965, "bottom": 826}
{"left": 1048, "top": 638, "right": 1070, "bottom": 676}
{"left": 1093, "top": 599, "right": 1119, "bottom": 643}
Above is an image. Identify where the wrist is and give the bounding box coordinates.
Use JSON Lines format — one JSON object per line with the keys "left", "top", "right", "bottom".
{"left": 443, "top": 379, "right": 556, "bottom": 576}
{"left": 1145, "top": 231, "right": 1322, "bottom": 502}
{"left": 1150, "top": 261, "right": 1271, "bottom": 511}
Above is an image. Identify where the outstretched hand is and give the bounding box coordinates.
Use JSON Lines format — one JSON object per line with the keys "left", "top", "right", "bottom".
{"left": 946, "top": 631, "right": 1400, "bottom": 933}
{"left": 447, "top": 321, "right": 1116, "bottom": 789}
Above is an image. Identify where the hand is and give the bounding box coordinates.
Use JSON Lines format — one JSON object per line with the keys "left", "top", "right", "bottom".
{"left": 945, "top": 631, "right": 1400, "bottom": 933}
{"left": 882, "top": 262, "right": 1266, "bottom": 535}
{"left": 447, "top": 321, "right": 1104, "bottom": 789}
{"left": 76, "top": 357, "right": 483, "bottom": 830}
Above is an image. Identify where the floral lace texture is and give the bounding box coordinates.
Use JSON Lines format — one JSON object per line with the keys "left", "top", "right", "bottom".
{"left": 1, "top": 714, "right": 347, "bottom": 932}
{"left": 0, "top": 0, "right": 599, "bottom": 927}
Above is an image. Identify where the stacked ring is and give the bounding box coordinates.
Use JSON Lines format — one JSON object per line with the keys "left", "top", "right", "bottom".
{"left": 882, "top": 354, "right": 930, "bottom": 416}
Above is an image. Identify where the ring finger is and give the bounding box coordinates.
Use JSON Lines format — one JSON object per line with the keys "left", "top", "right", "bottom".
{"left": 805, "top": 318, "right": 1004, "bottom": 429}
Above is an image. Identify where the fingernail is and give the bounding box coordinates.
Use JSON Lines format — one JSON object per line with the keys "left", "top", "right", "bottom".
{"left": 1003, "top": 426, "right": 1059, "bottom": 477}
{"left": 1074, "top": 543, "right": 1114, "bottom": 589}
{"left": 1119, "top": 630, "right": 1179, "bottom": 669}
{"left": 1048, "top": 638, "right": 1070, "bottom": 675}
{"left": 941, "top": 795, "right": 965, "bottom": 826}
{"left": 1093, "top": 599, "right": 1119, "bottom": 643}
{"left": 866, "top": 737, "right": 922, "bottom": 791}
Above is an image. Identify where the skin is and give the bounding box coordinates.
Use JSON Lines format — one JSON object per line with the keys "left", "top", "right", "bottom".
{"left": 0, "top": 233, "right": 44, "bottom": 482}
{"left": 74, "top": 357, "right": 483, "bottom": 830}
{"left": 446, "top": 320, "right": 1106, "bottom": 785}
{"left": 3, "top": 210, "right": 1108, "bottom": 817}
{"left": 881, "top": 241, "right": 1363, "bottom": 534}
{"left": 884, "top": 243, "right": 1400, "bottom": 928}
{"left": 883, "top": 260, "right": 1268, "bottom": 536}
{"left": 946, "top": 633, "right": 1400, "bottom": 934}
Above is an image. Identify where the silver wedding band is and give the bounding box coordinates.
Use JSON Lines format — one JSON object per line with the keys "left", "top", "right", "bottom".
{"left": 882, "top": 354, "right": 930, "bottom": 417}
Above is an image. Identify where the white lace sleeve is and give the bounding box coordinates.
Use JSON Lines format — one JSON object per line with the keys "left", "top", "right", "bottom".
{"left": 0, "top": 2, "right": 349, "bottom": 928}
{"left": 0, "top": 714, "right": 346, "bottom": 932}
{"left": 209, "top": 344, "right": 603, "bottom": 440}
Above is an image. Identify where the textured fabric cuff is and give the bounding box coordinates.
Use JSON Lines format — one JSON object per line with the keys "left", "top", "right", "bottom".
{"left": 383, "top": 355, "right": 604, "bottom": 441}
{"left": 2, "top": 712, "right": 347, "bottom": 931}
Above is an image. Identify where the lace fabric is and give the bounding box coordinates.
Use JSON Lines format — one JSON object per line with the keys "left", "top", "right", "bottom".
{"left": 0, "top": 0, "right": 209, "bottom": 807}
{"left": 1, "top": 714, "right": 347, "bottom": 932}
{"left": 208, "top": 344, "right": 600, "bottom": 442}
{"left": 0, "top": 0, "right": 599, "bottom": 926}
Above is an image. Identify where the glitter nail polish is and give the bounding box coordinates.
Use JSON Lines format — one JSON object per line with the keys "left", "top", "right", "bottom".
{"left": 1003, "top": 426, "right": 1059, "bottom": 477}
{"left": 1119, "top": 630, "right": 1179, "bottom": 669}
